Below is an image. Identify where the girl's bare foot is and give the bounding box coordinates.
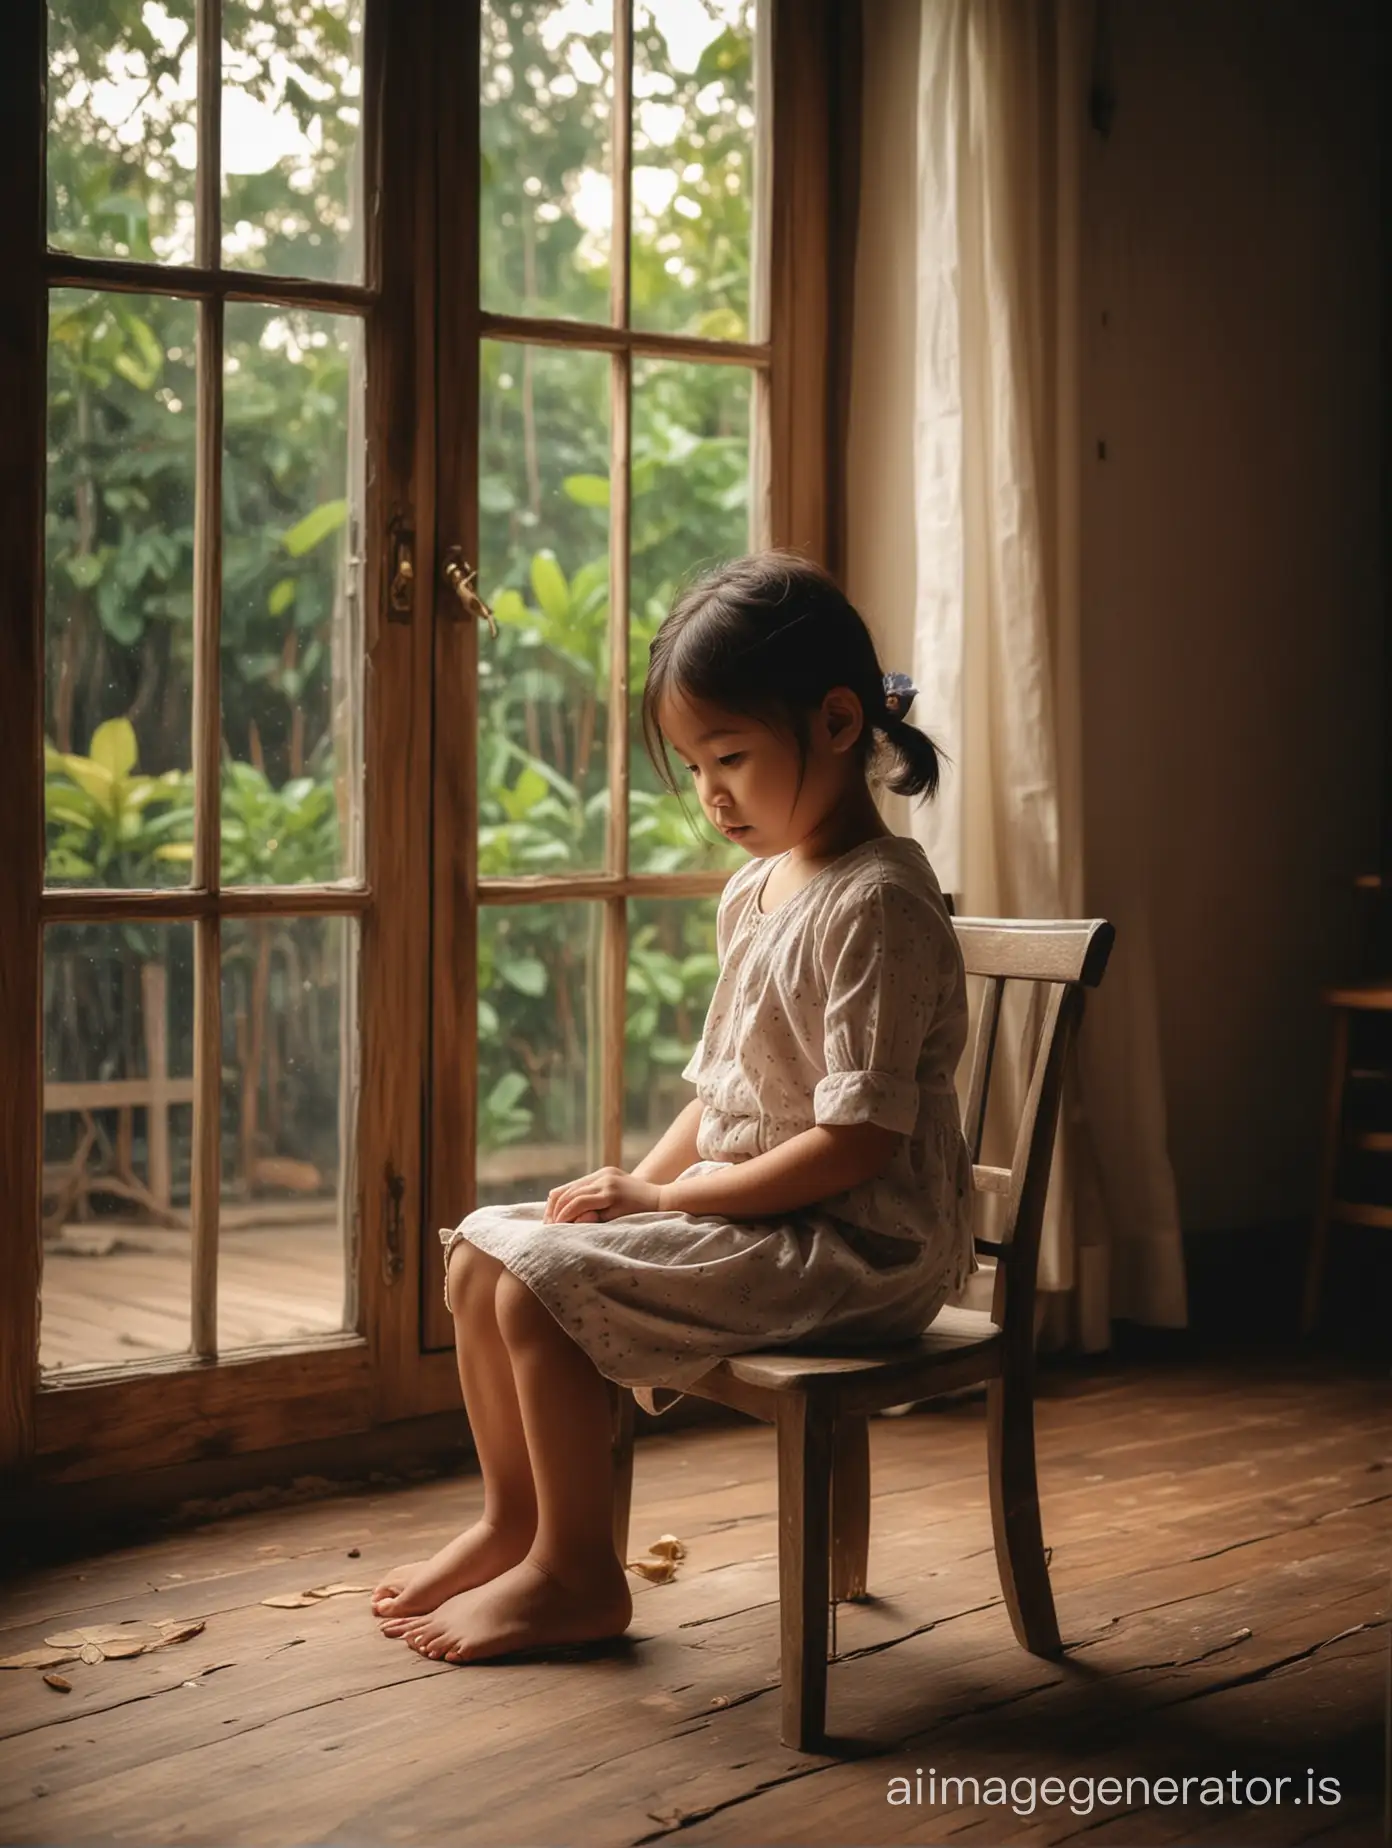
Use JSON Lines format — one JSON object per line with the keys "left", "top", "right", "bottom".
{"left": 373, "top": 1516, "right": 533, "bottom": 1628}
{"left": 401, "top": 1550, "right": 632, "bottom": 1662}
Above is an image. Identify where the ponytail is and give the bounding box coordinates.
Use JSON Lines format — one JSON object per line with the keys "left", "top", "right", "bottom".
{"left": 877, "top": 710, "right": 943, "bottom": 800}
{"left": 871, "top": 673, "right": 943, "bottom": 801}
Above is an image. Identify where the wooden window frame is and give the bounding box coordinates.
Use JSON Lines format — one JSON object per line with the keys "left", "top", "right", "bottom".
{"left": 0, "top": 0, "right": 856, "bottom": 1501}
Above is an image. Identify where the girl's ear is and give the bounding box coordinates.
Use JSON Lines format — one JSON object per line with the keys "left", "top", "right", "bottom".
{"left": 821, "top": 687, "right": 865, "bottom": 753}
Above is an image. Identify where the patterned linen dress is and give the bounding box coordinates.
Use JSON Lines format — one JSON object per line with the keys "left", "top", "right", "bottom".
{"left": 440, "top": 835, "right": 977, "bottom": 1410}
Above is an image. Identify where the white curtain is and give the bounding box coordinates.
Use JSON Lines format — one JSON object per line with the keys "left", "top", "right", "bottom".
{"left": 910, "top": 0, "right": 1187, "bottom": 1348}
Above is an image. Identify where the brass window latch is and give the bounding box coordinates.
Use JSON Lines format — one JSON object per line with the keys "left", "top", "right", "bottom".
{"left": 442, "top": 546, "right": 497, "bottom": 638}
{"left": 387, "top": 517, "right": 414, "bottom": 621}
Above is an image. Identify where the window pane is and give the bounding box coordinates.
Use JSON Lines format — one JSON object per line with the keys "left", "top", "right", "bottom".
{"left": 221, "top": 916, "right": 355, "bottom": 1344}
{"left": 479, "top": 342, "right": 611, "bottom": 875}
{"left": 632, "top": 1, "right": 760, "bottom": 339}
{"left": 45, "top": 291, "right": 197, "bottom": 890}
{"left": 222, "top": 0, "right": 365, "bottom": 283}
{"left": 222, "top": 304, "right": 363, "bottom": 886}
{"left": 481, "top": 0, "right": 613, "bottom": 321}
{"left": 478, "top": 904, "right": 602, "bottom": 1207}
{"left": 629, "top": 356, "right": 751, "bottom": 874}
{"left": 47, "top": 0, "right": 199, "bottom": 264}
{"left": 41, "top": 923, "right": 195, "bottom": 1375}
{"left": 625, "top": 896, "right": 720, "bottom": 1163}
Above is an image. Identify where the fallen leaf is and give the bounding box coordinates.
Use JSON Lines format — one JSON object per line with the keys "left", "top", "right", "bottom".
{"left": 305, "top": 1583, "right": 372, "bottom": 1599}
{"left": 647, "top": 1534, "right": 687, "bottom": 1561}
{"left": 42, "top": 1675, "right": 72, "bottom": 1694}
{"left": 79, "top": 1644, "right": 103, "bottom": 1665}
{"left": 151, "top": 1621, "right": 205, "bottom": 1647}
{"left": 261, "top": 1594, "right": 319, "bottom": 1610}
{"left": 99, "top": 1638, "right": 148, "bottom": 1660}
{"left": 0, "top": 1648, "right": 80, "bottom": 1671}
{"left": 78, "top": 1623, "right": 164, "bottom": 1647}
{"left": 626, "top": 1558, "right": 677, "bottom": 1584}
{"left": 43, "top": 1631, "right": 89, "bottom": 1650}
{"left": 709, "top": 1694, "right": 729, "bottom": 1709}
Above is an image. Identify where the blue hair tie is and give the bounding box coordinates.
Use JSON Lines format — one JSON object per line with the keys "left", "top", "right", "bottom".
{"left": 882, "top": 672, "right": 917, "bottom": 721}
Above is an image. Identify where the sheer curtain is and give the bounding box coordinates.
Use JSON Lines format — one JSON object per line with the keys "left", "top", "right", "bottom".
{"left": 909, "top": 0, "right": 1187, "bottom": 1348}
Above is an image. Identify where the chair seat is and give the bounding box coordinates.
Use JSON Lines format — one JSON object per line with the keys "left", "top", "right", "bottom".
{"left": 709, "top": 1304, "right": 1002, "bottom": 1404}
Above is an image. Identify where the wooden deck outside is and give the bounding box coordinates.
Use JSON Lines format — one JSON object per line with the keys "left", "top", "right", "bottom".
{"left": 1, "top": 1360, "right": 1386, "bottom": 1845}
{"left": 39, "top": 1211, "right": 346, "bottom": 1373}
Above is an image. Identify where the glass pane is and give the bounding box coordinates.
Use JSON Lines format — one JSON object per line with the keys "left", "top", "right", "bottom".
{"left": 222, "top": 0, "right": 365, "bottom": 282}
{"left": 45, "top": 291, "right": 198, "bottom": 890}
{"left": 479, "top": 341, "right": 611, "bottom": 875}
{"left": 629, "top": 356, "right": 752, "bottom": 874}
{"left": 222, "top": 304, "right": 363, "bottom": 885}
{"left": 481, "top": 0, "right": 613, "bottom": 320}
{"left": 632, "top": 1, "right": 760, "bottom": 339}
{"left": 478, "top": 904, "right": 602, "bottom": 1207}
{"left": 221, "top": 917, "right": 354, "bottom": 1344}
{"left": 47, "top": 0, "right": 199, "bottom": 264}
{"left": 41, "top": 923, "right": 195, "bottom": 1375}
{"left": 624, "top": 896, "right": 720, "bottom": 1164}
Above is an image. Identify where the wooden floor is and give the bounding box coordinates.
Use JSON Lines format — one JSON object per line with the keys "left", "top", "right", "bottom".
{"left": 1, "top": 1360, "right": 1386, "bottom": 1846}
{"left": 40, "top": 1212, "right": 345, "bottom": 1373}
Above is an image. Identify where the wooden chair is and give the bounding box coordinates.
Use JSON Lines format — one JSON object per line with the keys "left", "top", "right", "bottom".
{"left": 1302, "top": 874, "right": 1392, "bottom": 1335}
{"left": 610, "top": 915, "right": 1115, "bottom": 1751}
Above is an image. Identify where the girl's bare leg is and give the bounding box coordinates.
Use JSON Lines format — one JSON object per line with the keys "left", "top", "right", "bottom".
{"left": 374, "top": 1242, "right": 537, "bottom": 1626}
{"left": 401, "top": 1269, "right": 631, "bottom": 1662}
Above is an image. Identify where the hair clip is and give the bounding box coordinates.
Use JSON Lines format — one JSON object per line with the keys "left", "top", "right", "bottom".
{"left": 883, "top": 672, "right": 917, "bottom": 720}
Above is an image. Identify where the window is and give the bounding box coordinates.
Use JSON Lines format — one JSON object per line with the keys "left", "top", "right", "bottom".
{"left": 0, "top": 0, "right": 846, "bottom": 1491}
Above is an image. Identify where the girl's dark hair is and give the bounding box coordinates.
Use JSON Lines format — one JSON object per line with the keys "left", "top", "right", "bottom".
{"left": 641, "top": 550, "right": 943, "bottom": 802}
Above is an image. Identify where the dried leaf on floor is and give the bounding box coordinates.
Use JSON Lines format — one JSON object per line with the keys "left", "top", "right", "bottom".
{"left": 261, "top": 1593, "right": 320, "bottom": 1609}
{"left": 74, "top": 1622, "right": 164, "bottom": 1647}
{"left": 42, "top": 1631, "right": 89, "bottom": 1650}
{"left": 626, "top": 1558, "right": 678, "bottom": 1584}
{"left": 100, "top": 1637, "right": 149, "bottom": 1659}
{"left": 304, "top": 1583, "right": 372, "bottom": 1599}
{"left": 647, "top": 1534, "right": 687, "bottom": 1561}
{"left": 42, "top": 1674, "right": 72, "bottom": 1693}
{"left": 79, "top": 1644, "right": 103, "bottom": 1665}
{"left": 150, "top": 1620, "right": 205, "bottom": 1648}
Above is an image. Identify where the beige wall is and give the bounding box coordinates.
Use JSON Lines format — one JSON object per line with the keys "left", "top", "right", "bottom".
{"left": 848, "top": 0, "right": 1383, "bottom": 1232}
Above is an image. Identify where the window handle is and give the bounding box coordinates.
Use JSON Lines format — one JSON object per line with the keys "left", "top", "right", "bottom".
{"left": 387, "top": 517, "right": 414, "bottom": 621}
{"left": 442, "top": 548, "right": 497, "bottom": 638}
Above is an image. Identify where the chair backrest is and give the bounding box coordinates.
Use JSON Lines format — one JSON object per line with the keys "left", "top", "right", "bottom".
{"left": 950, "top": 918, "right": 1115, "bottom": 1346}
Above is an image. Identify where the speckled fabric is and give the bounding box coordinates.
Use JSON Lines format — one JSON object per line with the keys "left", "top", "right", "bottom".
{"left": 441, "top": 836, "right": 977, "bottom": 1411}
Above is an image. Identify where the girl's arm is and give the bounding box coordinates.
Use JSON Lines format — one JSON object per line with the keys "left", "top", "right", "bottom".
{"left": 630, "top": 1097, "right": 704, "bottom": 1185}
{"left": 658, "top": 1121, "right": 897, "bottom": 1221}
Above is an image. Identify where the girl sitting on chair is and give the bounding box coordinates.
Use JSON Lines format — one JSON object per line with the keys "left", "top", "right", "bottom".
{"left": 373, "top": 550, "right": 975, "bottom": 1664}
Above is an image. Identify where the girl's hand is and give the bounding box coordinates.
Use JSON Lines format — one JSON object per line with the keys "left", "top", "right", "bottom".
{"left": 544, "top": 1167, "right": 663, "bottom": 1223}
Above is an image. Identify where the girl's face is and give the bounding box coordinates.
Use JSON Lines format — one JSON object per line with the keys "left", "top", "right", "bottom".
{"left": 657, "top": 688, "right": 864, "bottom": 858}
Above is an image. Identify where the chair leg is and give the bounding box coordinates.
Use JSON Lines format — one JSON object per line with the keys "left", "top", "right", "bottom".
{"left": 831, "top": 1414, "right": 870, "bottom": 1603}
{"left": 609, "top": 1383, "right": 636, "bottom": 1565}
{"left": 986, "top": 1371, "right": 1061, "bottom": 1659}
{"left": 1303, "top": 1006, "right": 1350, "bottom": 1336}
{"left": 775, "top": 1394, "right": 834, "bottom": 1751}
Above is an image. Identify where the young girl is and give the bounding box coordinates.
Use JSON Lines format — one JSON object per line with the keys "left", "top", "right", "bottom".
{"left": 373, "top": 551, "right": 976, "bottom": 1665}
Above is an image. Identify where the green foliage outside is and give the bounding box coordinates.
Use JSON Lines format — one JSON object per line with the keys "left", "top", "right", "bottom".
{"left": 43, "top": 0, "right": 756, "bottom": 1200}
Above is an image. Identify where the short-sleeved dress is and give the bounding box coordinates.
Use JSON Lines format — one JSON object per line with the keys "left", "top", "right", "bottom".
{"left": 440, "top": 835, "right": 977, "bottom": 1411}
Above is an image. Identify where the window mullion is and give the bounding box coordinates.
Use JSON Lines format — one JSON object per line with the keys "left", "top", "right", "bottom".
{"left": 191, "top": 0, "right": 224, "bottom": 1359}
{"left": 600, "top": 0, "right": 635, "bottom": 1168}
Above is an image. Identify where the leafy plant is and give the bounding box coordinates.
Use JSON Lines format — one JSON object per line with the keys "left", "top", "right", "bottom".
{"left": 44, "top": 717, "right": 192, "bottom": 888}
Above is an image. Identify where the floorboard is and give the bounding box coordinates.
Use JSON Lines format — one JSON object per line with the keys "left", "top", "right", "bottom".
{"left": 0, "top": 1359, "right": 1385, "bottom": 1846}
